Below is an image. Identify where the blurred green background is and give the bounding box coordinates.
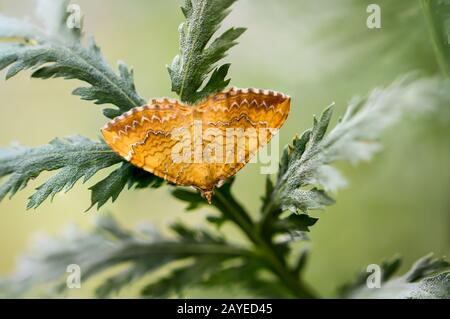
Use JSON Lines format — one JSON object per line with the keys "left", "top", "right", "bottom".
{"left": 0, "top": 0, "right": 448, "bottom": 297}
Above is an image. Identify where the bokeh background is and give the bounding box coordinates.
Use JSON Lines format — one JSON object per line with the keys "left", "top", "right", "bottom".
{"left": 0, "top": 0, "right": 448, "bottom": 298}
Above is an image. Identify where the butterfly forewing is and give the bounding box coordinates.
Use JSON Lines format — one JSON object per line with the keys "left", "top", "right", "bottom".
{"left": 102, "top": 100, "right": 190, "bottom": 159}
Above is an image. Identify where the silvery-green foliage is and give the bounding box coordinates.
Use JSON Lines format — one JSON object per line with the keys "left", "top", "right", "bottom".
{"left": 168, "top": 0, "right": 246, "bottom": 104}
{"left": 340, "top": 254, "right": 449, "bottom": 299}
{"left": 272, "top": 76, "right": 450, "bottom": 214}
{"left": 0, "top": 0, "right": 163, "bottom": 210}
{"left": 0, "top": 136, "right": 162, "bottom": 210}
{"left": 0, "top": 215, "right": 249, "bottom": 298}
{"left": 0, "top": 0, "right": 145, "bottom": 119}
{"left": 0, "top": 136, "right": 121, "bottom": 209}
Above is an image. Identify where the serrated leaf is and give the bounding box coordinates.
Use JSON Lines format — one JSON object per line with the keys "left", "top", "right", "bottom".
{"left": 271, "top": 214, "right": 318, "bottom": 244}
{"left": 280, "top": 188, "right": 335, "bottom": 214}
{"left": 0, "top": 2, "right": 145, "bottom": 118}
{"left": 404, "top": 254, "right": 450, "bottom": 282}
{"left": 88, "top": 163, "right": 163, "bottom": 210}
{"left": 0, "top": 136, "right": 122, "bottom": 209}
{"left": 273, "top": 214, "right": 318, "bottom": 233}
{"left": 168, "top": 0, "right": 245, "bottom": 103}
{"left": 0, "top": 135, "right": 163, "bottom": 210}
{"left": 141, "top": 256, "right": 227, "bottom": 298}
{"left": 340, "top": 254, "right": 450, "bottom": 299}
{"left": 171, "top": 187, "right": 204, "bottom": 211}
{"left": 272, "top": 76, "right": 450, "bottom": 215}
{"left": 0, "top": 215, "right": 248, "bottom": 298}
{"left": 195, "top": 63, "right": 231, "bottom": 101}
{"left": 198, "top": 258, "right": 293, "bottom": 298}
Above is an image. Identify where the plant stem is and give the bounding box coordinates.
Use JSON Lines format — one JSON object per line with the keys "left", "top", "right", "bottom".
{"left": 421, "top": 0, "right": 450, "bottom": 76}
{"left": 214, "top": 189, "right": 317, "bottom": 299}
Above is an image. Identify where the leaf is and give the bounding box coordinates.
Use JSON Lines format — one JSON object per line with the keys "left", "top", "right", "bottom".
{"left": 143, "top": 256, "right": 293, "bottom": 298}
{"left": 422, "top": 0, "right": 450, "bottom": 75}
{"left": 404, "top": 254, "right": 450, "bottom": 282}
{"left": 338, "top": 256, "right": 402, "bottom": 297}
{"left": 168, "top": 0, "right": 245, "bottom": 103}
{"left": 0, "top": 0, "right": 146, "bottom": 118}
{"left": 0, "top": 215, "right": 249, "bottom": 298}
{"left": 0, "top": 136, "right": 163, "bottom": 210}
{"left": 171, "top": 178, "right": 251, "bottom": 226}
{"left": 294, "top": 249, "right": 309, "bottom": 275}
{"left": 273, "top": 214, "right": 319, "bottom": 233}
{"left": 170, "top": 221, "right": 225, "bottom": 244}
{"left": 280, "top": 188, "right": 335, "bottom": 214}
{"left": 261, "top": 176, "right": 275, "bottom": 214}
{"left": 272, "top": 76, "right": 450, "bottom": 214}
{"left": 88, "top": 163, "right": 163, "bottom": 210}
{"left": 340, "top": 254, "right": 450, "bottom": 299}
{"left": 198, "top": 258, "right": 293, "bottom": 298}
{"left": 271, "top": 214, "right": 319, "bottom": 244}
{"left": 171, "top": 187, "right": 205, "bottom": 211}
{"left": 141, "top": 256, "right": 227, "bottom": 297}
{"left": 0, "top": 136, "right": 121, "bottom": 209}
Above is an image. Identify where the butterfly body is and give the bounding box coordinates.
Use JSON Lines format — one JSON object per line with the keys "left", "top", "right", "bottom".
{"left": 101, "top": 87, "right": 291, "bottom": 202}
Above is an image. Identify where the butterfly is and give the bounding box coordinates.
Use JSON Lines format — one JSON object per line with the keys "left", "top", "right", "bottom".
{"left": 101, "top": 87, "right": 291, "bottom": 203}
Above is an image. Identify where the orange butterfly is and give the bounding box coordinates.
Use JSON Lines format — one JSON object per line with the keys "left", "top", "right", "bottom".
{"left": 101, "top": 87, "right": 290, "bottom": 202}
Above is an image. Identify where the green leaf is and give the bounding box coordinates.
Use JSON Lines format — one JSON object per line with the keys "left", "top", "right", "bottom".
{"left": 0, "top": 0, "right": 146, "bottom": 118}
{"left": 271, "top": 214, "right": 319, "bottom": 244}
{"left": 0, "top": 215, "right": 248, "bottom": 297}
{"left": 0, "top": 136, "right": 121, "bottom": 209}
{"left": 260, "top": 176, "right": 276, "bottom": 215}
{"left": 0, "top": 136, "right": 163, "bottom": 210}
{"left": 340, "top": 254, "right": 450, "bottom": 299}
{"left": 422, "top": 0, "right": 450, "bottom": 75}
{"left": 339, "top": 256, "right": 402, "bottom": 297}
{"left": 171, "top": 187, "right": 205, "bottom": 211}
{"left": 272, "top": 76, "right": 450, "bottom": 215}
{"left": 168, "top": 0, "right": 245, "bottom": 104}
{"left": 196, "top": 63, "right": 231, "bottom": 101}
{"left": 273, "top": 214, "right": 319, "bottom": 233}
{"left": 280, "top": 188, "right": 335, "bottom": 214}
{"left": 89, "top": 163, "right": 163, "bottom": 210}
{"left": 294, "top": 249, "right": 309, "bottom": 275}
{"left": 170, "top": 221, "right": 225, "bottom": 244}
{"left": 171, "top": 178, "right": 250, "bottom": 224}
{"left": 141, "top": 256, "right": 227, "bottom": 297}
{"left": 404, "top": 254, "right": 450, "bottom": 282}
{"left": 198, "top": 259, "right": 293, "bottom": 298}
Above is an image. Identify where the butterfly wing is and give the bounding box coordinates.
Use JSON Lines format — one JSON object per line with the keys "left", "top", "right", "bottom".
{"left": 101, "top": 88, "right": 291, "bottom": 200}
{"left": 195, "top": 87, "right": 291, "bottom": 183}
{"left": 101, "top": 99, "right": 194, "bottom": 184}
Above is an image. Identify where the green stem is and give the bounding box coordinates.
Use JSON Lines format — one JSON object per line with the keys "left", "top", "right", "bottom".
{"left": 214, "top": 190, "right": 317, "bottom": 299}
{"left": 421, "top": 0, "right": 450, "bottom": 76}
{"left": 115, "top": 242, "right": 252, "bottom": 260}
